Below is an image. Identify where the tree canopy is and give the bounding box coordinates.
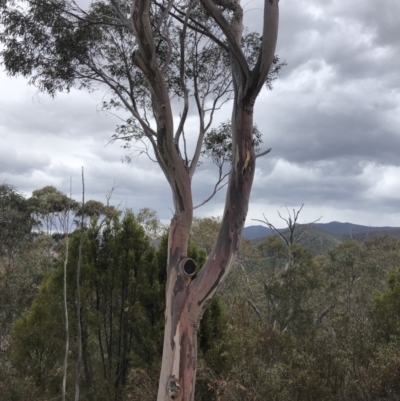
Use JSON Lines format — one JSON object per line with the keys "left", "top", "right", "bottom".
{"left": 0, "top": 0, "right": 282, "bottom": 159}
{"left": 1, "top": 1, "right": 282, "bottom": 399}
{"left": 0, "top": 184, "right": 32, "bottom": 262}
{"left": 2, "top": 185, "right": 400, "bottom": 401}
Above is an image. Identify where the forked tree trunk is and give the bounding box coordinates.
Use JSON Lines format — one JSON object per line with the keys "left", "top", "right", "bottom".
{"left": 157, "top": 106, "right": 257, "bottom": 401}
{"left": 128, "top": 1, "right": 279, "bottom": 400}
{"left": 0, "top": 0, "right": 278, "bottom": 399}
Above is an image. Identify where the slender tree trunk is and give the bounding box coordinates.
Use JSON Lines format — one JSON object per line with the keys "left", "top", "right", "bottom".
{"left": 75, "top": 168, "right": 85, "bottom": 401}
{"left": 114, "top": 265, "right": 128, "bottom": 399}
{"left": 62, "top": 230, "right": 70, "bottom": 401}
{"left": 62, "top": 179, "right": 72, "bottom": 401}
{"left": 81, "top": 322, "right": 93, "bottom": 389}
{"left": 95, "top": 283, "right": 108, "bottom": 380}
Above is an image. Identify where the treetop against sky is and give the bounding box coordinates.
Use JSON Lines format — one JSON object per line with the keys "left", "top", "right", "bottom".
{"left": 0, "top": 0, "right": 399, "bottom": 227}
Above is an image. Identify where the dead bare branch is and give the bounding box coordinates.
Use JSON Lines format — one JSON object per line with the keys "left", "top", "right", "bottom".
{"left": 253, "top": 205, "right": 322, "bottom": 270}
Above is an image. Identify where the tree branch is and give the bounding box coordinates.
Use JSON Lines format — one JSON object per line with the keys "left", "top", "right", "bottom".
{"left": 250, "top": 0, "right": 279, "bottom": 95}
{"left": 174, "top": 0, "right": 192, "bottom": 144}
{"left": 160, "top": 20, "right": 173, "bottom": 73}
{"left": 255, "top": 147, "right": 271, "bottom": 158}
{"left": 155, "top": 0, "right": 174, "bottom": 33}
{"left": 110, "top": 0, "right": 134, "bottom": 32}
{"left": 199, "top": 0, "right": 250, "bottom": 81}
{"left": 193, "top": 172, "right": 229, "bottom": 209}
{"left": 154, "top": 1, "right": 229, "bottom": 51}
{"left": 247, "top": 299, "right": 262, "bottom": 321}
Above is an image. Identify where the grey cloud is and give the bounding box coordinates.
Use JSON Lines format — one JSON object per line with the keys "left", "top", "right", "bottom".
{"left": 0, "top": 83, "right": 121, "bottom": 140}
{"left": 331, "top": 0, "right": 400, "bottom": 47}
{"left": 254, "top": 74, "right": 400, "bottom": 168}
{"left": 53, "top": 153, "right": 173, "bottom": 217}
{"left": 277, "top": 0, "right": 400, "bottom": 86}
{"left": 250, "top": 157, "right": 400, "bottom": 216}
{"left": 1, "top": 0, "right": 400, "bottom": 228}
{"left": 0, "top": 146, "right": 51, "bottom": 175}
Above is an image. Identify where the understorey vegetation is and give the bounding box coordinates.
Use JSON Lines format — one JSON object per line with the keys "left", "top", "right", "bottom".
{"left": 1, "top": 183, "right": 400, "bottom": 401}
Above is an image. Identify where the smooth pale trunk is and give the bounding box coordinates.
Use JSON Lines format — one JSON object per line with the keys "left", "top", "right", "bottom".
{"left": 157, "top": 107, "right": 255, "bottom": 401}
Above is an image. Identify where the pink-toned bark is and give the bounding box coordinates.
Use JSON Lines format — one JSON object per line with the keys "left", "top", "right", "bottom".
{"left": 128, "top": 1, "right": 280, "bottom": 400}
{"left": 0, "top": 0, "right": 278, "bottom": 397}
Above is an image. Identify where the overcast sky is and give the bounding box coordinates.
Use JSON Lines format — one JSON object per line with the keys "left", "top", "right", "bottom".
{"left": 1, "top": 0, "right": 399, "bottom": 228}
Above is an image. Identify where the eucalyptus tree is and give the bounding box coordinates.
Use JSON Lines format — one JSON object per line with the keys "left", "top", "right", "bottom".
{"left": 137, "top": 207, "right": 165, "bottom": 240}
{"left": 0, "top": 184, "right": 32, "bottom": 263}
{"left": 29, "top": 186, "right": 78, "bottom": 236}
{"left": 1, "top": 1, "right": 280, "bottom": 399}
{"left": 0, "top": 184, "right": 32, "bottom": 352}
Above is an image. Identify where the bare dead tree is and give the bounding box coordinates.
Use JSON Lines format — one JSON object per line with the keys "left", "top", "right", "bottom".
{"left": 254, "top": 204, "right": 322, "bottom": 271}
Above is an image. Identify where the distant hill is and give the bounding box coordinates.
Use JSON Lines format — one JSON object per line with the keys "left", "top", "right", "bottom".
{"left": 294, "top": 225, "right": 342, "bottom": 255}
{"left": 314, "top": 222, "right": 400, "bottom": 236}
{"left": 242, "top": 225, "right": 273, "bottom": 239}
{"left": 243, "top": 221, "right": 400, "bottom": 256}
{"left": 249, "top": 225, "right": 342, "bottom": 256}
{"left": 244, "top": 221, "right": 400, "bottom": 239}
{"left": 342, "top": 229, "right": 400, "bottom": 242}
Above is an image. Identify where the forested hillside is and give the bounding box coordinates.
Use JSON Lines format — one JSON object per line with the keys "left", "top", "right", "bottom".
{"left": 1, "top": 183, "right": 400, "bottom": 401}
{"left": 250, "top": 225, "right": 342, "bottom": 256}
{"left": 244, "top": 221, "right": 400, "bottom": 239}
{"left": 245, "top": 222, "right": 400, "bottom": 256}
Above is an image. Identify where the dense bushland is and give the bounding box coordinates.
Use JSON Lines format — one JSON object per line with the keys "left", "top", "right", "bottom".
{"left": 1, "top": 183, "right": 400, "bottom": 400}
